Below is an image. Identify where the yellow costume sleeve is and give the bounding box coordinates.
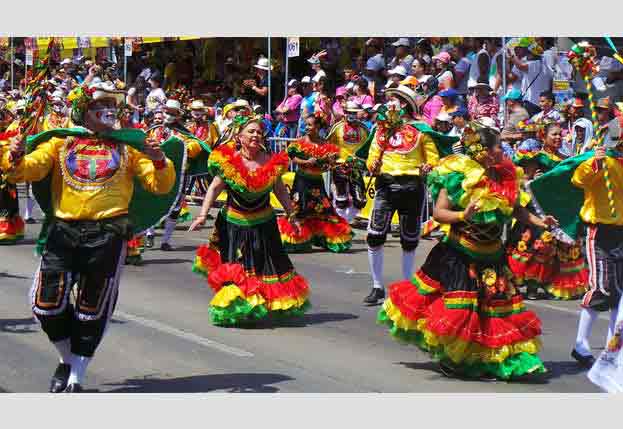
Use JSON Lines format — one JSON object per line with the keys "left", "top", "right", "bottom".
{"left": 3, "top": 138, "right": 62, "bottom": 183}
{"left": 366, "top": 136, "right": 380, "bottom": 172}
{"left": 128, "top": 147, "right": 176, "bottom": 195}
{"left": 571, "top": 158, "right": 601, "bottom": 189}
{"left": 421, "top": 133, "right": 440, "bottom": 167}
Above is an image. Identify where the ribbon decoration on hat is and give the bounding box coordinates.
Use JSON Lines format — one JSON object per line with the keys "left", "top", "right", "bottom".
{"left": 0, "top": 39, "right": 56, "bottom": 141}
{"left": 569, "top": 41, "right": 617, "bottom": 218}
{"left": 568, "top": 42, "right": 599, "bottom": 133}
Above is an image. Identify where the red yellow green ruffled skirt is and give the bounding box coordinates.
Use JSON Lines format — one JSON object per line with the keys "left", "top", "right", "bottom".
{"left": 378, "top": 242, "right": 546, "bottom": 380}
{"left": 0, "top": 215, "right": 24, "bottom": 244}
{"left": 193, "top": 245, "right": 310, "bottom": 326}
{"left": 547, "top": 243, "right": 588, "bottom": 300}
{"left": 125, "top": 235, "right": 145, "bottom": 265}
{"left": 278, "top": 215, "right": 353, "bottom": 253}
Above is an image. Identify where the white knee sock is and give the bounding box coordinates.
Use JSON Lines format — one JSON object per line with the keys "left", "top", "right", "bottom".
{"left": 575, "top": 307, "right": 598, "bottom": 356}
{"left": 607, "top": 308, "right": 619, "bottom": 345}
{"left": 162, "top": 219, "right": 177, "bottom": 244}
{"left": 368, "top": 246, "right": 384, "bottom": 289}
{"left": 67, "top": 354, "right": 91, "bottom": 385}
{"left": 402, "top": 249, "right": 416, "bottom": 280}
{"left": 335, "top": 206, "right": 350, "bottom": 223}
{"left": 25, "top": 197, "right": 35, "bottom": 219}
{"left": 52, "top": 339, "right": 72, "bottom": 364}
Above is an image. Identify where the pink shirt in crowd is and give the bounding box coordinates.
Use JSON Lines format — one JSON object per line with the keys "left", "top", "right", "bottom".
{"left": 422, "top": 95, "right": 444, "bottom": 125}
{"left": 278, "top": 94, "right": 303, "bottom": 123}
{"left": 350, "top": 94, "right": 374, "bottom": 107}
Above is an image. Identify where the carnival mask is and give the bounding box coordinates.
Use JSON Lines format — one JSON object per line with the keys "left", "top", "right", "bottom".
{"left": 86, "top": 107, "right": 117, "bottom": 129}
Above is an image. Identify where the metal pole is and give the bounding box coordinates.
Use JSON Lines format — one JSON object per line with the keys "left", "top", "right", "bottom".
{"left": 284, "top": 38, "right": 288, "bottom": 106}
{"left": 123, "top": 38, "right": 128, "bottom": 84}
{"left": 267, "top": 36, "right": 272, "bottom": 114}
{"left": 502, "top": 37, "right": 507, "bottom": 127}
{"left": 10, "top": 37, "right": 14, "bottom": 89}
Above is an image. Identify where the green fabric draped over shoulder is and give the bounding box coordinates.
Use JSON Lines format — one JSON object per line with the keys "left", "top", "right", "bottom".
{"left": 527, "top": 150, "right": 615, "bottom": 241}
{"left": 25, "top": 127, "right": 186, "bottom": 234}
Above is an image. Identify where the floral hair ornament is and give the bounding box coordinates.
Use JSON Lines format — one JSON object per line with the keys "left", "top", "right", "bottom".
{"left": 461, "top": 121, "right": 493, "bottom": 163}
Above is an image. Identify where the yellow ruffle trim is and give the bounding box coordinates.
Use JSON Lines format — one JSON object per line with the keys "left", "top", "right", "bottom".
{"left": 435, "top": 154, "right": 519, "bottom": 216}
{"left": 280, "top": 233, "right": 311, "bottom": 245}
{"left": 210, "top": 285, "right": 266, "bottom": 308}
{"left": 546, "top": 285, "right": 587, "bottom": 300}
{"left": 383, "top": 298, "right": 541, "bottom": 364}
{"left": 266, "top": 294, "right": 309, "bottom": 311}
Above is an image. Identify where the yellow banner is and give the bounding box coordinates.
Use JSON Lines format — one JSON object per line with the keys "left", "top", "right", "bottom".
{"left": 36, "top": 37, "right": 52, "bottom": 52}
{"left": 90, "top": 37, "right": 110, "bottom": 48}
{"left": 61, "top": 37, "right": 78, "bottom": 50}
{"left": 178, "top": 36, "right": 201, "bottom": 41}
{"left": 141, "top": 37, "right": 163, "bottom": 44}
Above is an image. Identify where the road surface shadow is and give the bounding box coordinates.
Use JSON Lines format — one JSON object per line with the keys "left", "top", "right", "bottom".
{"left": 14, "top": 239, "right": 37, "bottom": 246}
{"left": 0, "top": 271, "right": 31, "bottom": 280}
{"left": 243, "top": 312, "right": 359, "bottom": 329}
{"left": 0, "top": 317, "right": 39, "bottom": 334}
{"left": 541, "top": 360, "right": 589, "bottom": 379}
{"left": 140, "top": 258, "right": 192, "bottom": 266}
{"left": 101, "top": 373, "right": 293, "bottom": 393}
{"left": 399, "top": 361, "right": 550, "bottom": 385}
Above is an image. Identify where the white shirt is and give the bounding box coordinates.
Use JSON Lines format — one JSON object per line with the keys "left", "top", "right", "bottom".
{"left": 468, "top": 48, "right": 489, "bottom": 89}
{"left": 512, "top": 59, "right": 551, "bottom": 106}
{"left": 437, "top": 70, "right": 454, "bottom": 90}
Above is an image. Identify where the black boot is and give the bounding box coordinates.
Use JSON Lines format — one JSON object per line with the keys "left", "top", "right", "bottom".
{"left": 526, "top": 285, "right": 539, "bottom": 300}
{"left": 363, "top": 288, "right": 385, "bottom": 305}
{"left": 49, "top": 363, "right": 71, "bottom": 393}
{"left": 145, "top": 235, "right": 154, "bottom": 249}
{"left": 64, "top": 383, "right": 83, "bottom": 393}
{"left": 571, "top": 349, "right": 596, "bottom": 369}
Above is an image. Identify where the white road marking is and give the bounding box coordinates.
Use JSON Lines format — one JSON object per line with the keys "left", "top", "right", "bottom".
{"left": 115, "top": 311, "right": 254, "bottom": 358}
{"left": 526, "top": 301, "right": 609, "bottom": 321}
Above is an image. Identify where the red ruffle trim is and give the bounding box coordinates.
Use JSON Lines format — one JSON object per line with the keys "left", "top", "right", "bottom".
{"left": 213, "top": 144, "right": 289, "bottom": 190}
{"left": 551, "top": 268, "right": 589, "bottom": 290}
{"left": 277, "top": 216, "right": 313, "bottom": 241}
{"left": 196, "top": 244, "right": 222, "bottom": 273}
{"left": 288, "top": 138, "right": 340, "bottom": 159}
{"left": 199, "top": 244, "right": 309, "bottom": 302}
{"left": 308, "top": 216, "right": 352, "bottom": 239}
{"left": 507, "top": 251, "right": 530, "bottom": 279}
{"left": 478, "top": 159, "right": 519, "bottom": 207}
{"left": 388, "top": 279, "right": 437, "bottom": 322}
{"left": 388, "top": 279, "right": 542, "bottom": 348}
{"left": 524, "top": 261, "right": 555, "bottom": 284}
{"left": 208, "top": 263, "right": 263, "bottom": 297}
{"left": 0, "top": 216, "right": 25, "bottom": 235}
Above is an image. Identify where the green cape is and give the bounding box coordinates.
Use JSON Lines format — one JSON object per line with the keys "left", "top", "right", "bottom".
{"left": 26, "top": 127, "right": 187, "bottom": 234}
{"left": 168, "top": 127, "right": 212, "bottom": 176}
{"left": 354, "top": 121, "right": 459, "bottom": 160}
{"left": 528, "top": 149, "right": 619, "bottom": 242}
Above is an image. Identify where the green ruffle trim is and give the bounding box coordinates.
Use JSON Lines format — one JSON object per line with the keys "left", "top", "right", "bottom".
{"left": 209, "top": 297, "right": 270, "bottom": 327}
{"left": 125, "top": 255, "right": 143, "bottom": 266}
{"left": 377, "top": 310, "right": 546, "bottom": 380}
{"left": 177, "top": 211, "right": 193, "bottom": 224}
{"left": 209, "top": 299, "right": 311, "bottom": 327}
{"left": 427, "top": 170, "right": 511, "bottom": 225}
{"left": 0, "top": 236, "right": 22, "bottom": 245}
{"left": 513, "top": 151, "right": 559, "bottom": 171}
{"left": 283, "top": 241, "right": 313, "bottom": 253}
{"left": 312, "top": 235, "right": 353, "bottom": 253}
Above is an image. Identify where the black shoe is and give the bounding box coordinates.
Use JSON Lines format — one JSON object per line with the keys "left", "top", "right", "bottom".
{"left": 363, "top": 288, "right": 385, "bottom": 305}
{"left": 25, "top": 218, "right": 37, "bottom": 224}
{"left": 49, "top": 363, "right": 71, "bottom": 393}
{"left": 439, "top": 362, "right": 457, "bottom": 378}
{"left": 526, "top": 286, "right": 539, "bottom": 301}
{"left": 160, "top": 242, "right": 173, "bottom": 251}
{"left": 64, "top": 383, "right": 83, "bottom": 393}
{"left": 571, "top": 349, "right": 596, "bottom": 369}
{"left": 145, "top": 235, "right": 154, "bottom": 249}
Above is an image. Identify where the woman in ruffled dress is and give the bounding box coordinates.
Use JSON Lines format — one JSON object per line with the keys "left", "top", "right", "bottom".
{"left": 378, "top": 123, "right": 557, "bottom": 381}
{"left": 277, "top": 114, "right": 353, "bottom": 253}
{"left": 508, "top": 123, "right": 588, "bottom": 300}
{"left": 189, "top": 115, "right": 310, "bottom": 326}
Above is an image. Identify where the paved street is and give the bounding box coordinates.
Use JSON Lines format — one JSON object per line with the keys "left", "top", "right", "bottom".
{"left": 0, "top": 200, "right": 605, "bottom": 393}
